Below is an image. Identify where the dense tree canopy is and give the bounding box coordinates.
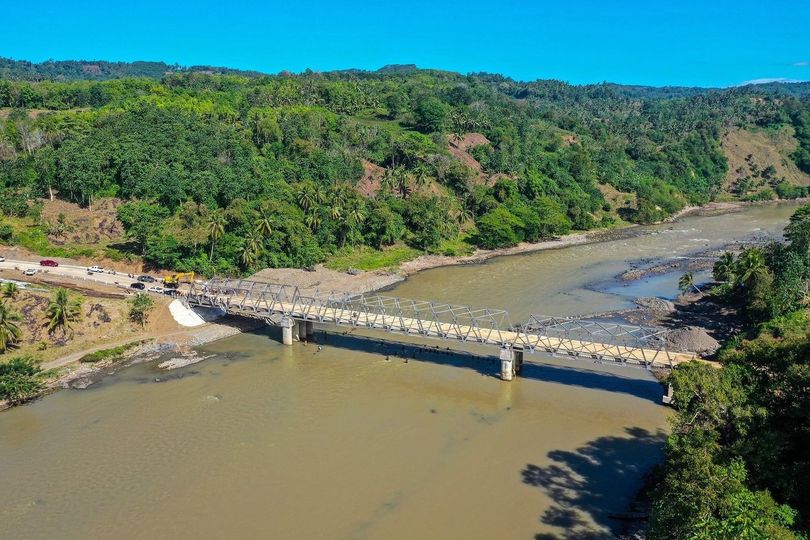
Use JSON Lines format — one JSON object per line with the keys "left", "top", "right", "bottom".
{"left": 650, "top": 204, "right": 810, "bottom": 539}
{"left": 1, "top": 63, "right": 809, "bottom": 273}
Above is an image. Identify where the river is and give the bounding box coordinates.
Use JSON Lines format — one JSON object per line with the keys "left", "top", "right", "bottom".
{"left": 0, "top": 203, "right": 798, "bottom": 539}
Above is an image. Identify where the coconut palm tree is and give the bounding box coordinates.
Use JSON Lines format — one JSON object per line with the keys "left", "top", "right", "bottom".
{"left": 736, "top": 248, "right": 766, "bottom": 287}
{"left": 346, "top": 205, "right": 366, "bottom": 228}
{"left": 678, "top": 272, "right": 700, "bottom": 294}
{"left": 305, "top": 211, "right": 322, "bottom": 232}
{"left": 713, "top": 252, "right": 736, "bottom": 284}
{"left": 393, "top": 168, "right": 412, "bottom": 199}
{"left": 255, "top": 209, "right": 273, "bottom": 237}
{"left": 0, "top": 300, "right": 22, "bottom": 352}
{"left": 381, "top": 168, "right": 396, "bottom": 195}
{"left": 239, "top": 242, "right": 258, "bottom": 269}
{"left": 238, "top": 231, "right": 263, "bottom": 269}
{"left": 298, "top": 184, "right": 316, "bottom": 211}
{"left": 312, "top": 184, "right": 327, "bottom": 206}
{"left": 3, "top": 282, "right": 19, "bottom": 299}
{"left": 46, "top": 288, "right": 81, "bottom": 334}
{"left": 207, "top": 210, "right": 226, "bottom": 262}
{"left": 413, "top": 165, "right": 430, "bottom": 191}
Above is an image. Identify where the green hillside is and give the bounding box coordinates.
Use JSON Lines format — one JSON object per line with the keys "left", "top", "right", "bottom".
{"left": 1, "top": 60, "right": 810, "bottom": 274}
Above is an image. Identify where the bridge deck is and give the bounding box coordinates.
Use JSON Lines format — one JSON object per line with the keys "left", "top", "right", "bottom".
{"left": 186, "top": 279, "right": 696, "bottom": 368}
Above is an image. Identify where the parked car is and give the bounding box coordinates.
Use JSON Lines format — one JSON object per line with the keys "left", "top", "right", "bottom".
{"left": 0, "top": 256, "right": 5, "bottom": 262}
{"left": 24, "top": 268, "right": 37, "bottom": 276}
{"left": 137, "top": 275, "right": 156, "bottom": 283}
{"left": 87, "top": 265, "right": 104, "bottom": 273}
{"left": 39, "top": 259, "right": 58, "bottom": 267}
{"left": 147, "top": 286, "right": 164, "bottom": 294}
{"left": 130, "top": 282, "right": 145, "bottom": 290}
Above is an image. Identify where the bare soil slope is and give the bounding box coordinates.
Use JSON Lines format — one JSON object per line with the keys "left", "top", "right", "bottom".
{"left": 721, "top": 126, "right": 810, "bottom": 194}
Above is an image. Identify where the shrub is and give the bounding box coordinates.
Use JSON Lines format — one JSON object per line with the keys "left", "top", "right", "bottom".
{"left": 0, "top": 355, "right": 45, "bottom": 404}
{"left": 476, "top": 206, "right": 524, "bottom": 249}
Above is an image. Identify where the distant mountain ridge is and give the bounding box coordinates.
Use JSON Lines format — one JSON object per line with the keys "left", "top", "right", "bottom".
{"left": 0, "top": 57, "right": 266, "bottom": 81}
{"left": 2, "top": 56, "right": 809, "bottom": 97}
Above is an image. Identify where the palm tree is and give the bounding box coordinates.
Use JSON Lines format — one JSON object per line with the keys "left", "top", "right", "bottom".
{"left": 346, "top": 205, "right": 366, "bottom": 228}
{"left": 239, "top": 243, "right": 258, "bottom": 268}
{"left": 305, "top": 211, "right": 322, "bottom": 232}
{"left": 3, "top": 282, "right": 19, "bottom": 299}
{"left": 713, "top": 252, "right": 736, "bottom": 284}
{"left": 46, "top": 288, "right": 82, "bottom": 334}
{"left": 312, "top": 184, "right": 327, "bottom": 206}
{"left": 330, "top": 188, "right": 348, "bottom": 220}
{"left": 413, "top": 165, "right": 430, "bottom": 191}
{"left": 381, "top": 168, "right": 396, "bottom": 195}
{"left": 298, "top": 184, "right": 316, "bottom": 211}
{"left": 255, "top": 209, "right": 273, "bottom": 237}
{"left": 207, "top": 210, "right": 226, "bottom": 262}
{"left": 678, "top": 272, "right": 700, "bottom": 294}
{"left": 736, "top": 248, "right": 766, "bottom": 287}
{"left": 393, "top": 168, "right": 412, "bottom": 198}
{"left": 0, "top": 300, "right": 22, "bottom": 352}
{"left": 239, "top": 231, "right": 263, "bottom": 269}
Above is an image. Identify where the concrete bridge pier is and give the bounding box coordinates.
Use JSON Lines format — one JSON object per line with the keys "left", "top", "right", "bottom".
{"left": 662, "top": 383, "right": 675, "bottom": 405}
{"left": 499, "top": 347, "right": 524, "bottom": 381}
{"left": 281, "top": 318, "right": 299, "bottom": 345}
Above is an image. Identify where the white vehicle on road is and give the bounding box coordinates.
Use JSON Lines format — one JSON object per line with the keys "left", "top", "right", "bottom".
{"left": 87, "top": 265, "right": 104, "bottom": 273}
{"left": 147, "top": 286, "right": 164, "bottom": 294}
{"left": 24, "top": 268, "right": 37, "bottom": 276}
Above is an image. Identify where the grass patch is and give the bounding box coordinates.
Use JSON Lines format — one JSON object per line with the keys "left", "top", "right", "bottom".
{"left": 79, "top": 340, "right": 147, "bottom": 363}
{"left": 6, "top": 221, "right": 106, "bottom": 259}
{"left": 324, "top": 244, "right": 420, "bottom": 272}
{"left": 430, "top": 235, "right": 476, "bottom": 256}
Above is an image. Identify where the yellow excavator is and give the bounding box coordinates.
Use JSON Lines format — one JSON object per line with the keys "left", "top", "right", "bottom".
{"left": 164, "top": 272, "right": 195, "bottom": 289}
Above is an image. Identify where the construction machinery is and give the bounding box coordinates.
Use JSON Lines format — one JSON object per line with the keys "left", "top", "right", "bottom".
{"left": 164, "top": 272, "right": 195, "bottom": 289}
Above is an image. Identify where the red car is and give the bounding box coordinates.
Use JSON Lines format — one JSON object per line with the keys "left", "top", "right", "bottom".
{"left": 39, "top": 259, "right": 59, "bottom": 267}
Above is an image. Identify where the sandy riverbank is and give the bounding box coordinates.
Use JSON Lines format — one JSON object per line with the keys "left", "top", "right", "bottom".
{"left": 252, "top": 230, "right": 617, "bottom": 296}
{"left": 253, "top": 199, "right": 807, "bottom": 296}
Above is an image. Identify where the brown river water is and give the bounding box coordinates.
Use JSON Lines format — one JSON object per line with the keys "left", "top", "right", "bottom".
{"left": 0, "top": 203, "right": 799, "bottom": 539}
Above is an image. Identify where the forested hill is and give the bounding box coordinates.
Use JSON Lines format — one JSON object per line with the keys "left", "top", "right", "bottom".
{"left": 0, "top": 57, "right": 265, "bottom": 81}
{"left": 1, "top": 59, "right": 810, "bottom": 275}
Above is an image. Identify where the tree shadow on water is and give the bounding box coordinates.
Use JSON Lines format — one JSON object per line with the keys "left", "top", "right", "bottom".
{"left": 522, "top": 427, "right": 666, "bottom": 539}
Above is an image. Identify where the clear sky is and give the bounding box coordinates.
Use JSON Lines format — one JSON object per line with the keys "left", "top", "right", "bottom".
{"left": 3, "top": 0, "right": 809, "bottom": 87}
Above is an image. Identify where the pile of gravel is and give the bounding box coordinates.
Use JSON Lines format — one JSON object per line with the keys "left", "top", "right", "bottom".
{"left": 634, "top": 297, "right": 675, "bottom": 317}
{"left": 665, "top": 326, "right": 720, "bottom": 355}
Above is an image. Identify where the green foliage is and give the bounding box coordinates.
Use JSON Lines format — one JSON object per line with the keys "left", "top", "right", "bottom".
{"left": 0, "top": 355, "right": 45, "bottom": 405}
{"left": 3, "top": 282, "right": 19, "bottom": 299}
{"left": 414, "top": 96, "right": 449, "bottom": 133}
{"left": 679, "top": 271, "right": 698, "bottom": 294}
{"left": 475, "top": 206, "right": 524, "bottom": 249}
{"left": 1, "top": 66, "right": 809, "bottom": 274}
{"left": 128, "top": 293, "right": 154, "bottom": 328}
{"left": 651, "top": 204, "right": 810, "bottom": 538}
{"left": 0, "top": 299, "right": 22, "bottom": 352}
{"left": 400, "top": 194, "right": 447, "bottom": 250}
{"left": 79, "top": 341, "right": 143, "bottom": 363}
{"left": 324, "top": 244, "right": 419, "bottom": 272}
{"left": 362, "top": 200, "right": 405, "bottom": 249}
{"left": 46, "top": 288, "right": 82, "bottom": 334}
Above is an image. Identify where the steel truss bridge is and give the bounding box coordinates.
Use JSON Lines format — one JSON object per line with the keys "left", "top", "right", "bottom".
{"left": 185, "top": 278, "right": 696, "bottom": 369}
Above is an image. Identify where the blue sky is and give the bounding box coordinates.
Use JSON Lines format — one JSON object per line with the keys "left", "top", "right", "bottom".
{"left": 3, "top": 0, "right": 809, "bottom": 87}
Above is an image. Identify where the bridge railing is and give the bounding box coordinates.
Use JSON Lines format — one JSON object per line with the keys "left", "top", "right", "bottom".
{"left": 186, "top": 278, "right": 683, "bottom": 368}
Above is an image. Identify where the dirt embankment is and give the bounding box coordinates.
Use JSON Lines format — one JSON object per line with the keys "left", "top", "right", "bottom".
{"left": 721, "top": 126, "right": 810, "bottom": 195}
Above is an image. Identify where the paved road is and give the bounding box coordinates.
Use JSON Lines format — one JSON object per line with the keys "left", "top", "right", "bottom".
{"left": 0, "top": 258, "right": 144, "bottom": 289}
